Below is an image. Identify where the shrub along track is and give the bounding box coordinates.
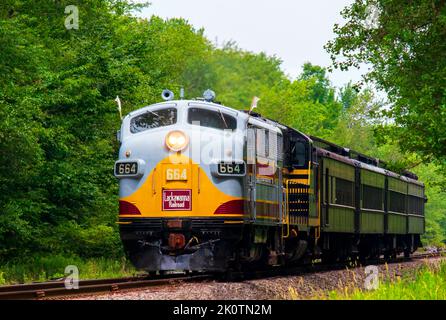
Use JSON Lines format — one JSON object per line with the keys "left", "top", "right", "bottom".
{"left": 0, "top": 251, "right": 442, "bottom": 300}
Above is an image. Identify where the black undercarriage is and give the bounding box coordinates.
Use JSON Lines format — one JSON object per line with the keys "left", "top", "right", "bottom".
{"left": 120, "top": 217, "right": 422, "bottom": 272}
{"left": 120, "top": 217, "right": 243, "bottom": 271}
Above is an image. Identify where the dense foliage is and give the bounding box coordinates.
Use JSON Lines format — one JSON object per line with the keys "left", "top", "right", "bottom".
{"left": 0, "top": 0, "right": 444, "bottom": 266}
{"left": 325, "top": 0, "right": 446, "bottom": 173}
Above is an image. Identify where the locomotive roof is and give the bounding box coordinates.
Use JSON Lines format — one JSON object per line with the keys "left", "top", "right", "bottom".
{"left": 315, "top": 147, "right": 423, "bottom": 186}
{"left": 127, "top": 99, "right": 282, "bottom": 133}
{"left": 128, "top": 99, "right": 243, "bottom": 118}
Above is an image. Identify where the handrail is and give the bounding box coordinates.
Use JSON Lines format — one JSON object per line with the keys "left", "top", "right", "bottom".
{"left": 197, "top": 167, "right": 201, "bottom": 194}
{"left": 152, "top": 168, "right": 157, "bottom": 195}
{"left": 282, "top": 180, "right": 290, "bottom": 238}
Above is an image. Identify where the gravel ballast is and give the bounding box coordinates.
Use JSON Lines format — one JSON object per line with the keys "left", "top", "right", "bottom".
{"left": 61, "top": 257, "right": 445, "bottom": 300}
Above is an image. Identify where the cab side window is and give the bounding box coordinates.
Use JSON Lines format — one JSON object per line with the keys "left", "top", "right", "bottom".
{"left": 291, "top": 141, "right": 307, "bottom": 167}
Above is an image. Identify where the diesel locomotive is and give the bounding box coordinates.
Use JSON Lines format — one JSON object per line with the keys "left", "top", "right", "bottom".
{"left": 115, "top": 90, "right": 425, "bottom": 272}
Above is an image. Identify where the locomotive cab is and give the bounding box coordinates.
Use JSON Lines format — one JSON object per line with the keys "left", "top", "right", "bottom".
{"left": 115, "top": 98, "right": 249, "bottom": 272}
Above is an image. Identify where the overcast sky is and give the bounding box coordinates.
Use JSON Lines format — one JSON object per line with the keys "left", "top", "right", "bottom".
{"left": 138, "top": 0, "right": 361, "bottom": 89}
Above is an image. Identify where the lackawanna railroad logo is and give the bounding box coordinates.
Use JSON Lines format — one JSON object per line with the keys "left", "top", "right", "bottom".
{"left": 162, "top": 189, "right": 192, "bottom": 211}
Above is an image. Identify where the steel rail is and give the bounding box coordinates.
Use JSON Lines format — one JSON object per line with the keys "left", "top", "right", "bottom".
{"left": 225, "top": 250, "right": 445, "bottom": 281}
{"left": 0, "top": 251, "right": 442, "bottom": 299}
{"left": 0, "top": 273, "right": 210, "bottom": 300}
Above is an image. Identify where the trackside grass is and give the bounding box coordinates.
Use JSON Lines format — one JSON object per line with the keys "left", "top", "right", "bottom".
{"left": 328, "top": 260, "right": 446, "bottom": 300}
{"left": 0, "top": 255, "right": 138, "bottom": 285}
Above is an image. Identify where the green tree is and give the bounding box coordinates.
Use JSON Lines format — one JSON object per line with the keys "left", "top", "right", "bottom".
{"left": 299, "top": 63, "right": 333, "bottom": 105}
{"left": 207, "top": 42, "right": 286, "bottom": 109}
{"left": 260, "top": 79, "right": 336, "bottom": 138}
{"left": 298, "top": 63, "right": 343, "bottom": 132}
{"left": 415, "top": 163, "right": 446, "bottom": 245}
{"left": 339, "top": 82, "right": 359, "bottom": 111}
{"left": 331, "top": 88, "right": 379, "bottom": 152}
{"left": 325, "top": 0, "right": 446, "bottom": 164}
{"left": 0, "top": 0, "right": 212, "bottom": 260}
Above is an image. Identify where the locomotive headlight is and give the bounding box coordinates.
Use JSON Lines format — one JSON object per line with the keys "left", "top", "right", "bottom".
{"left": 165, "top": 130, "right": 189, "bottom": 152}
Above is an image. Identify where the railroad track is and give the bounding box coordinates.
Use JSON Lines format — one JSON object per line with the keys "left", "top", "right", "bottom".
{"left": 0, "top": 273, "right": 211, "bottom": 300}
{"left": 228, "top": 250, "right": 445, "bottom": 281}
{"left": 411, "top": 251, "right": 443, "bottom": 260}
{"left": 0, "top": 251, "right": 442, "bottom": 300}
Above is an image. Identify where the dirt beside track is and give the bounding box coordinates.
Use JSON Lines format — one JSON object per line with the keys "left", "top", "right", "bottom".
{"left": 58, "top": 257, "right": 445, "bottom": 300}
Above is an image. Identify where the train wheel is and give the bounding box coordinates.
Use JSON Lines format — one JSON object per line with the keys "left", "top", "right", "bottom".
{"left": 321, "top": 251, "right": 338, "bottom": 264}
{"left": 220, "top": 268, "right": 243, "bottom": 282}
{"left": 404, "top": 248, "right": 411, "bottom": 258}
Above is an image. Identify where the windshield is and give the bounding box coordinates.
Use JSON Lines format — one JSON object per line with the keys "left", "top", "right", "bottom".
{"left": 130, "top": 108, "right": 177, "bottom": 133}
{"left": 187, "top": 107, "right": 237, "bottom": 130}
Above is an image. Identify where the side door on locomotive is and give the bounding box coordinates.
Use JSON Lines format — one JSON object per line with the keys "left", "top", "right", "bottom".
{"left": 243, "top": 116, "right": 285, "bottom": 264}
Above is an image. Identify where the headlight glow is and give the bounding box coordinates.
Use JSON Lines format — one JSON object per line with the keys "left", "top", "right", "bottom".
{"left": 165, "top": 130, "right": 188, "bottom": 152}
